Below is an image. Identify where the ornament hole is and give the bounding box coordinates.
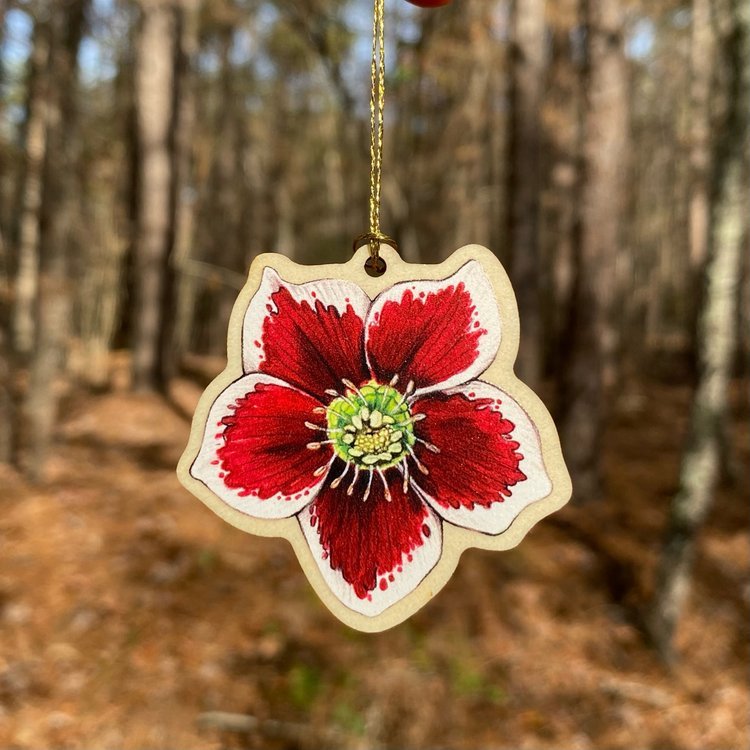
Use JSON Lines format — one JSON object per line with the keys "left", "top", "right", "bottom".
{"left": 365, "top": 256, "right": 387, "bottom": 277}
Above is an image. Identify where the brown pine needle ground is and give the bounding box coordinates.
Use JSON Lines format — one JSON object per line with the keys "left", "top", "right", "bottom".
{"left": 0, "top": 372, "right": 747, "bottom": 750}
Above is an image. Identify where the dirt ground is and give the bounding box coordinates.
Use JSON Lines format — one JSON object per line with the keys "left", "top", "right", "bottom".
{"left": 0, "top": 368, "right": 747, "bottom": 750}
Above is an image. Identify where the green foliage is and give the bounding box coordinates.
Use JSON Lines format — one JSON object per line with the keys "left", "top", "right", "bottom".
{"left": 449, "top": 658, "right": 507, "bottom": 704}
{"left": 331, "top": 700, "right": 366, "bottom": 736}
{"left": 196, "top": 547, "right": 218, "bottom": 573}
{"left": 287, "top": 663, "right": 322, "bottom": 709}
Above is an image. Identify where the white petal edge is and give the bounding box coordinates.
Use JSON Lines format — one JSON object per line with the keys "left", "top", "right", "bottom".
{"left": 414, "top": 380, "right": 553, "bottom": 536}
{"left": 190, "top": 373, "right": 331, "bottom": 519}
{"left": 242, "top": 267, "right": 372, "bottom": 374}
{"left": 298, "top": 499, "right": 443, "bottom": 617}
{"left": 363, "top": 260, "right": 502, "bottom": 397}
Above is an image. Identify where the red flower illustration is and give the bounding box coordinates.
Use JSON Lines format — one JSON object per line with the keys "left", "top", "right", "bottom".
{"left": 192, "top": 262, "right": 552, "bottom": 615}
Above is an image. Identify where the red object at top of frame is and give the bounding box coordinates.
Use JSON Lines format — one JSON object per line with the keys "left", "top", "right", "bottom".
{"left": 405, "top": 0, "right": 453, "bottom": 8}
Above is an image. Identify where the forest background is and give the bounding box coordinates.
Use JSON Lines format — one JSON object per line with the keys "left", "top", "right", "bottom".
{"left": 0, "top": 0, "right": 748, "bottom": 748}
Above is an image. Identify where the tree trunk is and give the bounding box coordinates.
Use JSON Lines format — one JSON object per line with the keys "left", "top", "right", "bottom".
{"left": 12, "top": 17, "right": 51, "bottom": 356}
{"left": 545, "top": 3, "right": 583, "bottom": 390}
{"left": 75, "top": 182, "right": 127, "bottom": 389}
{"left": 0, "top": 4, "right": 11, "bottom": 462}
{"left": 131, "top": 0, "right": 177, "bottom": 392}
{"left": 558, "top": 0, "right": 628, "bottom": 502}
{"left": 0, "top": 2, "right": 8, "bottom": 135}
{"left": 687, "top": 0, "right": 715, "bottom": 276}
{"left": 507, "top": 0, "right": 547, "bottom": 387}
{"left": 161, "top": 0, "right": 199, "bottom": 381}
{"left": 0, "top": 225, "right": 12, "bottom": 464}
{"left": 23, "top": 0, "right": 87, "bottom": 481}
{"left": 445, "top": 2, "right": 494, "bottom": 255}
{"left": 647, "top": 0, "right": 748, "bottom": 662}
{"left": 275, "top": 180, "right": 296, "bottom": 259}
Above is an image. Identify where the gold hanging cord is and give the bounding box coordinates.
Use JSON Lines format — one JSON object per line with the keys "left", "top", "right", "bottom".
{"left": 354, "top": 0, "right": 397, "bottom": 262}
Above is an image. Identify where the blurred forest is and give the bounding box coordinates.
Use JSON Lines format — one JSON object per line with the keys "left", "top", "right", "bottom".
{"left": 0, "top": 0, "right": 748, "bottom": 748}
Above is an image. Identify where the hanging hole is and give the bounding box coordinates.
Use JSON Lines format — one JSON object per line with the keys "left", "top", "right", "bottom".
{"left": 365, "top": 256, "right": 387, "bottom": 277}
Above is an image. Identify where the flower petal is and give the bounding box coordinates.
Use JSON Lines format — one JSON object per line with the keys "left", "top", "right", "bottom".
{"left": 410, "top": 381, "right": 552, "bottom": 535}
{"left": 242, "top": 268, "right": 371, "bottom": 401}
{"left": 191, "top": 374, "right": 331, "bottom": 518}
{"left": 298, "top": 468, "right": 442, "bottom": 616}
{"left": 364, "top": 261, "right": 501, "bottom": 396}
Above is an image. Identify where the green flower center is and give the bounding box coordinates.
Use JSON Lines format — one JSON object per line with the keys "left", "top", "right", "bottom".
{"left": 327, "top": 382, "right": 416, "bottom": 470}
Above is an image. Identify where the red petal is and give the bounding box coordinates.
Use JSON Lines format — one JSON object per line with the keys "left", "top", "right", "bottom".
{"left": 414, "top": 390, "right": 525, "bottom": 507}
{"left": 365, "top": 262, "right": 500, "bottom": 395}
{"left": 243, "top": 270, "right": 370, "bottom": 401}
{"left": 298, "top": 469, "right": 442, "bottom": 615}
{"left": 191, "top": 374, "right": 330, "bottom": 518}
{"left": 410, "top": 382, "right": 552, "bottom": 534}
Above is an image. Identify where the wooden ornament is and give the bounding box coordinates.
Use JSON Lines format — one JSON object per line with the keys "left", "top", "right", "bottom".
{"left": 177, "top": 244, "right": 571, "bottom": 632}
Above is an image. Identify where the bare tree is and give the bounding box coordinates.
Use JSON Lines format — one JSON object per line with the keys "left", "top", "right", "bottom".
{"left": 12, "top": 12, "right": 51, "bottom": 355}
{"left": 0, "top": 224, "right": 12, "bottom": 464}
{"left": 507, "top": 0, "right": 548, "bottom": 387}
{"left": 445, "top": 2, "right": 495, "bottom": 255}
{"left": 168, "top": 0, "right": 201, "bottom": 368}
{"left": 158, "top": 0, "right": 201, "bottom": 382}
{"left": 131, "top": 0, "right": 178, "bottom": 391}
{"left": 23, "top": 0, "right": 87, "bottom": 480}
{"left": 558, "top": 0, "right": 629, "bottom": 502}
{"left": 1, "top": 2, "right": 19, "bottom": 463}
{"left": 647, "top": 0, "right": 748, "bottom": 661}
{"left": 687, "top": 0, "right": 716, "bottom": 277}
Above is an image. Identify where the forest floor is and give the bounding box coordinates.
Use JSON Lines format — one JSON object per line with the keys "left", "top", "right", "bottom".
{"left": 0, "top": 362, "right": 748, "bottom": 750}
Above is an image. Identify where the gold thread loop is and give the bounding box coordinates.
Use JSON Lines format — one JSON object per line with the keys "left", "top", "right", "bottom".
{"left": 352, "top": 232, "right": 399, "bottom": 256}
{"left": 365, "top": 0, "right": 388, "bottom": 262}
